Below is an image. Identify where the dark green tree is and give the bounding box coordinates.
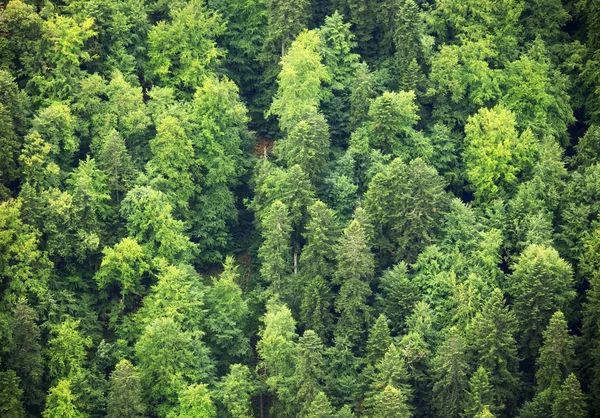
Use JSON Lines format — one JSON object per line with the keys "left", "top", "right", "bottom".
{"left": 0, "top": 370, "right": 25, "bottom": 418}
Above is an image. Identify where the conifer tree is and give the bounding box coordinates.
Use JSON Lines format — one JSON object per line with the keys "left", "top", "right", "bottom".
{"left": 107, "top": 359, "right": 145, "bottom": 418}
{"left": 536, "top": 311, "right": 574, "bottom": 392}
{"left": 463, "top": 367, "right": 496, "bottom": 418}
{"left": 0, "top": 370, "right": 25, "bottom": 418}
{"left": 295, "top": 330, "right": 326, "bottom": 414}
{"left": 259, "top": 201, "right": 292, "bottom": 294}
{"left": 42, "top": 380, "right": 84, "bottom": 418}
{"left": 466, "top": 288, "right": 520, "bottom": 412}
{"left": 306, "top": 391, "right": 335, "bottom": 418}
{"left": 432, "top": 327, "right": 469, "bottom": 418}
{"left": 508, "top": 244, "right": 574, "bottom": 360}
{"left": 334, "top": 217, "right": 375, "bottom": 346}
{"left": 366, "top": 314, "right": 392, "bottom": 366}
{"left": 551, "top": 373, "right": 586, "bottom": 418}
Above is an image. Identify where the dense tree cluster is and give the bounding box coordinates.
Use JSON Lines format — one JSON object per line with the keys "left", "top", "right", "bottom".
{"left": 0, "top": 0, "right": 599, "bottom": 417}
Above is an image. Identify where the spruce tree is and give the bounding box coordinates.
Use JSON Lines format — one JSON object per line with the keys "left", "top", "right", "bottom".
{"left": 551, "top": 373, "right": 586, "bottom": 418}
{"left": 107, "top": 359, "right": 145, "bottom": 418}
{"left": 462, "top": 367, "right": 496, "bottom": 418}
{"left": 432, "top": 327, "right": 469, "bottom": 418}
{"left": 466, "top": 288, "right": 520, "bottom": 413}
{"left": 258, "top": 200, "right": 292, "bottom": 294}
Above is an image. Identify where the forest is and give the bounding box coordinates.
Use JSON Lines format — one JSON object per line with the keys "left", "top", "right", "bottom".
{"left": 1, "top": 0, "right": 600, "bottom": 417}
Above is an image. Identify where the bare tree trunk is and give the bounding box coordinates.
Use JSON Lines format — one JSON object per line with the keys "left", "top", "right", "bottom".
{"left": 281, "top": 37, "right": 285, "bottom": 57}
{"left": 294, "top": 252, "right": 297, "bottom": 274}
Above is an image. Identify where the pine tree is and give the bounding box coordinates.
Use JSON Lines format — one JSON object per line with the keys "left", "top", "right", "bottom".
{"left": 375, "top": 262, "right": 417, "bottom": 335}
{"left": 8, "top": 301, "right": 44, "bottom": 411}
{"left": 306, "top": 391, "right": 335, "bottom": 418}
{"left": 204, "top": 256, "right": 251, "bottom": 366}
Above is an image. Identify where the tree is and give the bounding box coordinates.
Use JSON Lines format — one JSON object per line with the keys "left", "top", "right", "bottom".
{"left": 507, "top": 244, "right": 574, "bottom": 360}
{"left": 323, "top": 337, "right": 362, "bottom": 409}
{"left": 551, "top": 373, "right": 586, "bottom": 418}
{"left": 366, "top": 91, "right": 423, "bottom": 159}
{"left": 0, "top": 370, "right": 25, "bottom": 418}
{"left": 366, "top": 315, "right": 392, "bottom": 366}
{"left": 135, "top": 317, "right": 215, "bottom": 418}
{"left": 32, "top": 103, "right": 79, "bottom": 170}
{"left": 173, "top": 384, "right": 217, "bottom": 418}
{"left": 536, "top": 311, "right": 574, "bottom": 392}
{"left": 42, "top": 380, "right": 84, "bottom": 418}
{"left": 107, "top": 359, "right": 145, "bottom": 418}
{"left": 264, "top": 0, "right": 310, "bottom": 57}
{"left": 30, "top": 15, "right": 96, "bottom": 103}
{"left": 276, "top": 111, "right": 331, "bottom": 184}
{"left": 268, "top": 30, "right": 329, "bottom": 132}
{"left": 574, "top": 125, "right": 600, "bottom": 168}
{"left": 464, "top": 105, "right": 537, "bottom": 203}
{"left": 463, "top": 367, "right": 496, "bottom": 418}
{"left": 204, "top": 257, "right": 251, "bottom": 365}
{"left": 135, "top": 264, "right": 206, "bottom": 336}
{"left": 120, "top": 186, "right": 196, "bottom": 263}
{"left": 432, "top": 327, "right": 469, "bottom": 418}
{"left": 256, "top": 300, "right": 298, "bottom": 415}
{"left": 258, "top": 201, "right": 292, "bottom": 294}
{"left": 364, "top": 157, "right": 448, "bottom": 263}
{"left": 294, "top": 330, "right": 326, "bottom": 414}
{"left": 95, "top": 237, "right": 148, "bottom": 304}
{"left": 147, "top": 115, "right": 196, "bottom": 216}
{"left": 0, "top": 71, "right": 25, "bottom": 192}
{"left": 369, "top": 385, "right": 412, "bottom": 418}
{"left": 306, "top": 391, "right": 335, "bottom": 418}
{"left": 375, "top": 262, "right": 417, "bottom": 335}
{"left": 97, "top": 129, "right": 136, "bottom": 202}
{"left": 334, "top": 217, "right": 375, "bottom": 346}
{"left": 190, "top": 76, "right": 248, "bottom": 263}
{"left": 466, "top": 288, "right": 520, "bottom": 413}
{"left": 218, "top": 364, "right": 255, "bottom": 418}
{"left": 299, "top": 201, "right": 338, "bottom": 336}
{"left": 7, "top": 301, "right": 44, "bottom": 411}
{"left": 47, "top": 318, "right": 92, "bottom": 382}
{"left": 147, "top": 0, "right": 225, "bottom": 93}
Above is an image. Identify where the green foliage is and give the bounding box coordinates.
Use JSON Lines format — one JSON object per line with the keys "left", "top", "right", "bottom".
{"left": 294, "top": 330, "right": 326, "bottom": 414}
{"left": 0, "top": 370, "right": 25, "bottom": 418}
{"left": 204, "top": 257, "right": 250, "bottom": 365}
{"left": 120, "top": 186, "right": 196, "bottom": 263}
{"left": 268, "top": 30, "right": 329, "bottom": 131}
{"left": 366, "top": 314, "right": 392, "bottom": 366}
{"left": 264, "top": 0, "right": 310, "bottom": 57}
{"left": 334, "top": 216, "right": 374, "bottom": 345}
{"left": 218, "top": 364, "right": 255, "bottom": 418}
{"left": 551, "top": 373, "right": 586, "bottom": 418}
{"left": 536, "top": 311, "right": 574, "bottom": 392}
{"left": 107, "top": 359, "right": 145, "bottom": 418}
{"left": 172, "top": 384, "right": 216, "bottom": 418}
{"left": 135, "top": 317, "right": 215, "bottom": 417}
{"left": 47, "top": 318, "right": 92, "bottom": 382}
{"left": 508, "top": 244, "right": 575, "bottom": 359}
{"left": 432, "top": 327, "right": 469, "bottom": 418}
{"left": 464, "top": 105, "right": 538, "bottom": 203}
{"left": 466, "top": 288, "right": 520, "bottom": 412}
{"left": 258, "top": 201, "right": 292, "bottom": 293}
{"left": 42, "top": 380, "right": 84, "bottom": 418}
{"left": 463, "top": 367, "right": 496, "bottom": 418}
{"left": 147, "top": 0, "right": 224, "bottom": 94}
{"left": 364, "top": 157, "right": 448, "bottom": 263}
